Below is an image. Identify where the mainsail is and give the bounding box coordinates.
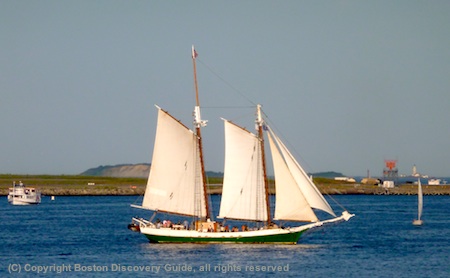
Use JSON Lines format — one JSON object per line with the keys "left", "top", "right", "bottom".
{"left": 141, "top": 107, "right": 207, "bottom": 217}
{"left": 218, "top": 120, "right": 268, "bottom": 221}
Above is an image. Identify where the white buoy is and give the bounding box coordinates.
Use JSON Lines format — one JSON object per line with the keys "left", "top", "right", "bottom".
{"left": 51, "top": 196, "right": 55, "bottom": 201}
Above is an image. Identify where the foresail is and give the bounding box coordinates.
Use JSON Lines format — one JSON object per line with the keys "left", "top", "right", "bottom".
{"left": 268, "top": 127, "right": 336, "bottom": 218}
{"left": 267, "top": 132, "right": 318, "bottom": 222}
{"left": 218, "top": 120, "right": 267, "bottom": 221}
{"left": 142, "top": 107, "right": 206, "bottom": 217}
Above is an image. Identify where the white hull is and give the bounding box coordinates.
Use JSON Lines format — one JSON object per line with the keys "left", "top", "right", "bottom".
{"left": 8, "top": 184, "right": 41, "bottom": 205}
{"left": 8, "top": 197, "right": 41, "bottom": 205}
{"left": 142, "top": 226, "right": 309, "bottom": 238}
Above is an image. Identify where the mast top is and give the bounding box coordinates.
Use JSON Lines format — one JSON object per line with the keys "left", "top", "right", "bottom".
{"left": 192, "top": 45, "right": 198, "bottom": 60}
{"left": 191, "top": 45, "right": 207, "bottom": 128}
{"left": 255, "top": 104, "right": 264, "bottom": 130}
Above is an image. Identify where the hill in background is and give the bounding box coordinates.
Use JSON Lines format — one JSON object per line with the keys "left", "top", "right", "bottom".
{"left": 311, "top": 171, "right": 345, "bottom": 178}
{"left": 81, "top": 164, "right": 344, "bottom": 179}
{"left": 81, "top": 164, "right": 150, "bottom": 178}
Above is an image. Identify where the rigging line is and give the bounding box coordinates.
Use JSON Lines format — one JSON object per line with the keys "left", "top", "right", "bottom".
{"left": 132, "top": 194, "right": 144, "bottom": 206}
{"left": 262, "top": 114, "right": 316, "bottom": 174}
{"left": 196, "top": 59, "right": 257, "bottom": 106}
{"left": 323, "top": 192, "right": 349, "bottom": 212}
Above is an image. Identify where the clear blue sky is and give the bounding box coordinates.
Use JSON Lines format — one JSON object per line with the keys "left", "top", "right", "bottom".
{"left": 1, "top": 1, "right": 449, "bottom": 177}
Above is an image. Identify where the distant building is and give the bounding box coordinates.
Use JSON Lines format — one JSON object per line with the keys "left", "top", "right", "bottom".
{"left": 428, "top": 179, "right": 441, "bottom": 185}
{"left": 383, "top": 159, "right": 398, "bottom": 183}
{"left": 381, "top": 181, "right": 395, "bottom": 188}
{"left": 361, "top": 178, "right": 381, "bottom": 185}
{"left": 334, "top": 177, "right": 356, "bottom": 182}
{"left": 412, "top": 164, "right": 420, "bottom": 177}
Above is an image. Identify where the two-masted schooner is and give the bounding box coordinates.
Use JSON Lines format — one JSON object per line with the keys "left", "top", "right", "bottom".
{"left": 129, "top": 46, "right": 354, "bottom": 244}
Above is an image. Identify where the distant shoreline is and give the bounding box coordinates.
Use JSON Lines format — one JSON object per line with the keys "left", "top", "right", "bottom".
{"left": 1, "top": 174, "right": 449, "bottom": 196}
{"left": 1, "top": 184, "right": 449, "bottom": 196}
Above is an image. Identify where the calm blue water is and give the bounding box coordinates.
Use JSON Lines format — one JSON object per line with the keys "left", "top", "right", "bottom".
{"left": 1, "top": 195, "right": 448, "bottom": 277}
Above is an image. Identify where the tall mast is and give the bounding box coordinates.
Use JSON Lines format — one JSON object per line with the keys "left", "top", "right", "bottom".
{"left": 256, "top": 104, "right": 271, "bottom": 226}
{"left": 192, "top": 45, "right": 210, "bottom": 220}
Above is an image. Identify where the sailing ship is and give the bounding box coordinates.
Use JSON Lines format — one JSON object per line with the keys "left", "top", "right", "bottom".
{"left": 8, "top": 181, "right": 41, "bottom": 205}
{"left": 129, "top": 46, "right": 354, "bottom": 244}
{"left": 412, "top": 179, "right": 423, "bottom": 226}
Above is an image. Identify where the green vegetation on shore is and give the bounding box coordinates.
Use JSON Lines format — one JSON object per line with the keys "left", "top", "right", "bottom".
{"left": 0, "top": 174, "right": 147, "bottom": 196}
{"left": 1, "top": 174, "right": 449, "bottom": 196}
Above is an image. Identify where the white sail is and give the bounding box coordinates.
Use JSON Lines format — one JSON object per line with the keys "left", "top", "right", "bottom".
{"left": 142, "top": 107, "right": 206, "bottom": 217}
{"left": 218, "top": 120, "right": 267, "bottom": 221}
{"left": 417, "top": 179, "right": 423, "bottom": 220}
{"left": 268, "top": 127, "right": 336, "bottom": 217}
{"left": 267, "top": 132, "right": 318, "bottom": 222}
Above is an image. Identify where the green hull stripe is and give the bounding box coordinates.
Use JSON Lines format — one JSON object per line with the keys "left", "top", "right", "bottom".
{"left": 143, "top": 230, "right": 306, "bottom": 244}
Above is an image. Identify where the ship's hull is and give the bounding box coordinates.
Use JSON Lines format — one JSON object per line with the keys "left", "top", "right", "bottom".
{"left": 412, "top": 219, "right": 423, "bottom": 226}
{"left": 139, "top": 225, "right": 317, "bottom": 244}
{"left": 8, "top": 186, "right": 41, "bottom": 205}
{"left": 8, "top": 198, "right": 40, "bottom": 205}
{"left": 132, "top": 211, "right": 353, "bottom": 244}
{"left": 145, "top": 231, "right": 303, "bottom": 244}
{"left": 8, "top": 196, "right": 41, "bottom": 205}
